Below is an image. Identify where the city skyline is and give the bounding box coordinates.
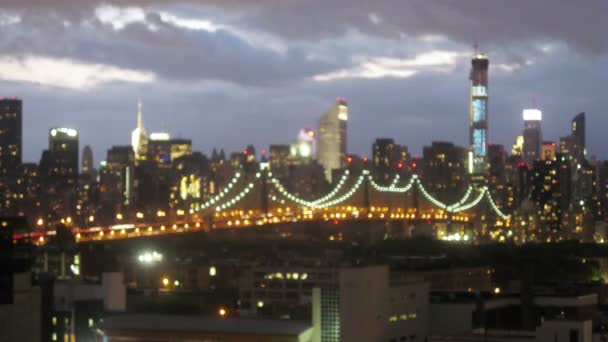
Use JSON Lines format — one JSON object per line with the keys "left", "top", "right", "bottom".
{"left": 0, "top": 0, "right": 606, "bottom": 163}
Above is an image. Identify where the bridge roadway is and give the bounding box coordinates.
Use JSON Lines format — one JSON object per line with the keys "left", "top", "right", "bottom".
{"left": 57, "top": 206, "right": 474, "bottom": 244}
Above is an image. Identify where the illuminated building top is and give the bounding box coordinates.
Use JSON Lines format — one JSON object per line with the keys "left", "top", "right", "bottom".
{"left": 523, "top": 109, "right": 542, "bottom": 121}
{"left": 131, "top": 99, "right": 148, "bottom": 160}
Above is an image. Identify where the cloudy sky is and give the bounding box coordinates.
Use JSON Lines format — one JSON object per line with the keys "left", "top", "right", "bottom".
{"left": 1, "top": 0, "right": 607, "bottom": 164}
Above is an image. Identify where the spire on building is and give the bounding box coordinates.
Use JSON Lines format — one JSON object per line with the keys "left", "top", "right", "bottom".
{"left": 131, "top": 99, "right": 148, "bottom": 161}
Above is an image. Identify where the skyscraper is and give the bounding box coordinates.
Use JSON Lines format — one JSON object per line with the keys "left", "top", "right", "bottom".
{"left": 469, "top": 52, "right": 489, "bottom": 182}
{"left": 131, "top": 99, "right": 148, "bottom": 162}
{"left": 0, "top": 98, "right": 22, "bottom": 177}
{"left": 48, "top": 128, "right": 79, "bottom": 180}
{"left": 318, "top": 98, "right": 348, "bottom": 183}
{"left": 523, "top": 108, "right": 542, "bottom": 164}
{"left": 82, "top": 145, "right": 94, "bottom": 177}
{"left": 571, "top": 112, "right": 586, "bottom": 165}
{"left": 372, "top": 138, "right": 406, "bottom": 183}
{"left": 423, "top": 141, "right": 467, "bottom": 203}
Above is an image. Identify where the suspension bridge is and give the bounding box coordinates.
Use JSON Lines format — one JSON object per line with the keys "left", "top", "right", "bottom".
{"left": 60, "top": 168, "right": 512, "bottom": 243}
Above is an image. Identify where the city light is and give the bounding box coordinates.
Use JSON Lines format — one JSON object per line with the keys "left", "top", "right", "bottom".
{"left": 138, "top": 251, "right": 163, "bottom": 264}
{"left": 162, "top": 277, "right": 169, "bottom": 286}
{"left": 218, "top": 307, "right": 227, "bottom": 317}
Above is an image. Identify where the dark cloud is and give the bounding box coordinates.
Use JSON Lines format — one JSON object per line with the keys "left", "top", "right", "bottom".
{"left": 0, "top": 11, "right": 339, "bottom": 86}
{"left": 246, "top": 0, "right": 608, "bottom": 54}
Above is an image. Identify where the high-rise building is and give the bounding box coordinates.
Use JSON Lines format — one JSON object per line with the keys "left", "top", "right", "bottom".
{"left": 511, "top": 135, "right": 524, "bottom": 158}
{"left": 572, "top": 112, "right": 586, "bottom": 158}
{"left": 530, "top": 155, "right": 571, "bottom": 240}
{"left": 99, "top": 146, "right": 135, "bottom": 223}
{"left": 298, "top": 128, "right": 317, "bottom": 158}
{"left": 131, "top": 99, "right": 148, "bottom": 162}
{"left": 469, "top": 52, "right": 489, "bottom": 182}
{"left": 312, "top": 265, "right": 429, "bottom": 342}
{"left": 0, "top": 98, "right": 22, "bottom": 178}
{"left": 169, "top": 139, "right": 192, "bottom": 161}
{"left": 523, "top": 108, "right": 542, "bottom": 164}
{"left": 423, "top": 142, "right": 467, "bottom": 203}
{"left": 372, "top": 138, "right": 407, "bottom": 183}
{"left": 269, "top": 145, "right": 290, "bottom": 181}
{"left": 82, "top": 145, "right": 94, "bottom": 177}
{"left": 318, "top": 98, "right": 348, "bottom": 183}
{"left": 541, "top": 141, "right": 556, "bottom": 161}
{"left": 48, "top": 128, "right": 79, "bottom": 180}
{"left": 147, "top": 132, "right": 172, "bottom": 166}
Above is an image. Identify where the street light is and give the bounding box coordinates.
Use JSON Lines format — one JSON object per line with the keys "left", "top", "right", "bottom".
{"left": 218, "top": 307, "right": 227, "bottom": 318}
{"left": 116, "top": 213, "right": 123, "bottom": 220}
{"left": 162, "top": 277, "right": 169, "bottom": 286}
{"left": 36, "top": 218, "right": 44, "bottom": 227}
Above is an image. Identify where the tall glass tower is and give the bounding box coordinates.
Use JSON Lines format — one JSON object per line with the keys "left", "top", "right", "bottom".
{"left": 318, "top": 98, "right": 348, "bottom": 183}
{"left": 469, "top": 52, "right": 489, "bottom": 183}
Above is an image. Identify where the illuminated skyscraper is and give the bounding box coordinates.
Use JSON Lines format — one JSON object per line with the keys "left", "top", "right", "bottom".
{"left": 131, "top": 99, "right": 148, "bottom": 162}
{"left": 48, "top": 128, "right": 79, "bottom": 180}
{"left": 523, "top": 108, "right": 542, "bottom": 164}
{"left": 0, "top": 98, "right": 22, "bottom": 177}
{"left": 571, "top": 112, "right": 586, "bottom": 164}
{"left": 469, "top": 52, "right": 489, "bottom": 182}
{"left": 318, "top": 98, "right": 348, "bottom": 182}
{"left": 82, "top": 145, "right": 94, "bottom": 177}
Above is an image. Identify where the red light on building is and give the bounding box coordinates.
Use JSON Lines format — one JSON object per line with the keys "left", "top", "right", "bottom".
{"left": 347, "top": 157, "right": 353, "bottom": 164}
{"left": 363, "top": 157, "right": 368, "bottom": 163}
{"left": 397, "top": 162, "right": 403, "bottom": 169}
{"left": 412, "top": 162, "right": 417, "bottom": 169}
{"left": 243, "top": 150, "right": 248, "bottom": 155}
{"left": 336, "top": 97, "right": 348, "bottom": 105}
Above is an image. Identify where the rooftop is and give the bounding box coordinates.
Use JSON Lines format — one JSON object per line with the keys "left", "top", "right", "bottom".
{"left": 97, "top": 314, "right": 311, "bottom": 337}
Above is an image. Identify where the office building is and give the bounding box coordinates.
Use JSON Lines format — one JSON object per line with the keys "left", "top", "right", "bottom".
{"left": 147, "top": 132, "right": 172, "bottom": 166}
{"left": 48, "top": 128, "right": 79, "bottom": 180}
{"left": 541, "top": 141, "right": 556, "bottom": 161}
{"left": 82, "top": 145, "right": 94, "bottom": 177}
{"left": 318, "top": 99, "right": 348, "bottom": 183}
{"left": 423, "top": 142, "right": 467, "bottom": 204}
{"left": 169, "top": 138, "right": 192, "bottom": 161}
{"left": 530, "top": 155, "right": 571, "bottom": 240}
{"left": 469, "top": 52, "right": 489, "bottom": 182}
{"left": 572, "top": 112, "right": 586, "bottom": 160}
{"left": 0, "top": 98, "right": 22, "bottom": 177}
{"left": 99, "top": 146, "right": 135, "bottom": 223}
{"left": 523, "top": 108, "right": 542, "bottom": 164}
{"left": 312, "top": 265, "right": 429, "bottom": 342}
{"left": 372, "top": 138, "right": 407, "bottom": 183}
{"left": 269, "top": 145, "right": 290, "bottom": 181}
{"left": 295, "top": 128, "right": 317, "bottom": 158}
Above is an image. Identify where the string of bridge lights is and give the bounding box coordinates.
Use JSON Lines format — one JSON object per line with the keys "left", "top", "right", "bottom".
{"left": 201, "top": 169, "right": 512, "bottom": 219}
{"left": 485, "top": 191, "right": 511, "bottom": 220}
{"left": 269, "top": 170, "right": 351, "bottom": 208}
{"left": 313, "top": 172, "right": 368, "bottom": 209}
{"left": 368, "top": 174, "right": 415, "bottom": 193}
{"left": 450, "top": 188, "right": 487, "bottom": 213}
{"left": 214, "top": 173, "right": 262, "bottom": 212}
{"left": 198, "top": 172, "right": 242, "bottom": 210}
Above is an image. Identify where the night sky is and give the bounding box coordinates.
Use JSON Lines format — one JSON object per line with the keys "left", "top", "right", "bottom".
{"left": 1, "top": 0, "right": 607, "bottom": 164}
